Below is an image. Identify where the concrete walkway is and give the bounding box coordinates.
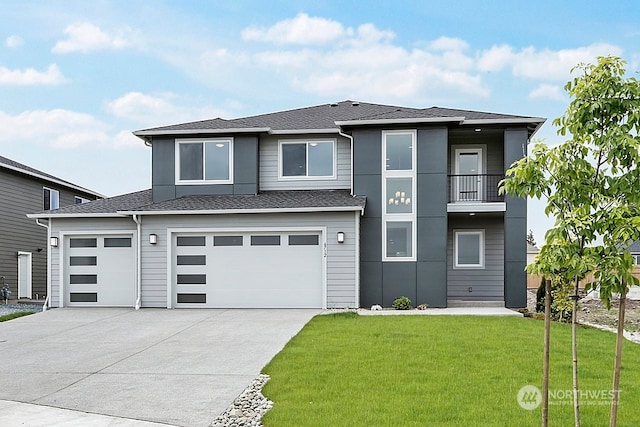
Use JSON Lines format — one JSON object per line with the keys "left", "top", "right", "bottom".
{"left": 0, "top": 308, "right": 319, "bottom": 427}
{"left": 356, "top": 307, "right": 523, "bottom": 316}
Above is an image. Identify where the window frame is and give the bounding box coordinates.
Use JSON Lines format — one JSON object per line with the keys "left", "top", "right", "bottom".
{"left": 453, "top": 229, "right": 485, "bottom": 269}
{"left": 74, "top": 196, "right": 91, "bottom": 204}
{"left": 278, "top": 139, "right": 337, "bottom": 180}
{"left": 382, "top": 130, "right": 417, "bottom": 262}
{"left": 43, "top": 187, "right": 60, "bottom": 210}
{"left": 175, "top": 138, "right": 234, "bottom": 185}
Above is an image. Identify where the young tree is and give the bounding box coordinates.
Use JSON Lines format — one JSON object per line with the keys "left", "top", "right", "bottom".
{"left": 501, "top": 56, "right": 640, "bottom": 427}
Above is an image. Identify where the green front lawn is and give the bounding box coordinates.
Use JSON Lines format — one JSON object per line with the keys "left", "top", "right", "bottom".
{"left": 0, "top": 311, "right": 33, "bottom": 322}
{"left": 262, "top": 313, "right": 640, "bottom": 426}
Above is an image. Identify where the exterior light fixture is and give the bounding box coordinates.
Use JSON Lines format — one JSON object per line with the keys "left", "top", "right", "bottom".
{"left": 337, "top": 232, "right": 345, "bottom": 244}
{"left": 149, "top": 234, "right": 158, "bottom": 244}
{"left": 50, "top": 236, "right": 59, "bottom": 247}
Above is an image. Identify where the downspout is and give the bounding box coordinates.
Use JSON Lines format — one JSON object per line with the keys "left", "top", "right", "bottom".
{"left": 133, "top": 214, "right": 142, "bottom": 310}
{"left": 338, "top": 130, "right": 354, "bottom": 196}
{"left": 35, "top": 219, "right": 50, "bottom": 311}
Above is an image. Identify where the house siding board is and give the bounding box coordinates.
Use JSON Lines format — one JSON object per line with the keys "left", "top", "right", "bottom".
{"left": 417, "top": 261, "right": 447, "bottom": 307}
{"left": 140, "top": 211, "right": 357, "bottom": 308}
{"left": 382, "top": 262, "right": 417, "bottom": 305}
{"left": 504, "top": 128, "right": 528, "bottom": 308}
{"left": 447, "top": 216, "right": 505, "bottom": 301}
{"left": 48, "top": 217, "right": 135, "bottom": 307}
{"left": 0, "top": 169, "right": 98, "bottom": 298}
{"left": 360, "top": 261, "right": 382, "bottom": 307}
{"left": 259, "top": 135, "right": 351, "bottom": 191}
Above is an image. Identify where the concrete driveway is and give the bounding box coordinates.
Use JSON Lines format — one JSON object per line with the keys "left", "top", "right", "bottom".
{"left": 0, "top": 308, "right": 319, "bottom": 426}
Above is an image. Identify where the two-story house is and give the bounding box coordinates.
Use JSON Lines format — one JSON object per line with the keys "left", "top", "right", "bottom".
{"left": 1, "top": 155, "right": 102, "bottom": 300}
{"left": 29, "top": 101, "right": 544, "bottom": 309}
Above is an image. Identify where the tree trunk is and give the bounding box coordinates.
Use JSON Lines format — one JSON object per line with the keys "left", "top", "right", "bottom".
{"left": 610, "top": 285, "right": 626, "bottom": 427}
{"left": 542, "top": 278, "right": 551, "bottom": 427}
{"left": 572, "top": 275, "right": 581, "bottom": 427}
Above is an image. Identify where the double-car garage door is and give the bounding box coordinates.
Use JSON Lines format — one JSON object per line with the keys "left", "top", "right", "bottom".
{"left": 173, "top": 231, "right": 324, "bottom": 308}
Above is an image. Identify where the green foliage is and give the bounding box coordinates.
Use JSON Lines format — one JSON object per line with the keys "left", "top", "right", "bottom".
{"left": 392, "top": 296, "right": 412, "bottom": 310}
{"left": 500, "top": 55, "right": 640, "bottom": 306}
{"left": 536, "top": 278, "right": 574, "bottom": 323}
{"left": 0, "top": 311, "right": 33, "bottom": 322}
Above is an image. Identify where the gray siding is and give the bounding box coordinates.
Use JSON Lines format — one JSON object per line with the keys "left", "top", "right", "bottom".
{"left": 152, "top": 135, "right": 259, "bottom": 202}
{"left": 139, "top": 211, "right": 358, "bottom": 308}
{"left": 48, "top": 217, "right": 136, "bottom": 307}
{"left": 0, "top": 169, "right": 98, "bottom": 299}
{"left": 447, "top": 216, "right": 504, "bottom": 301}
{"left": 259, "top": 135, "right": 351, "bottom": 190}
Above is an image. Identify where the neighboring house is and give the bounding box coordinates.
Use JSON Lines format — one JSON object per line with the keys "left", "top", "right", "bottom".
{"left": 0, "top": 155, "right": 102, "bottom": 300}
{"left": 28, "top": 101, "right": 544, "bottom": 309}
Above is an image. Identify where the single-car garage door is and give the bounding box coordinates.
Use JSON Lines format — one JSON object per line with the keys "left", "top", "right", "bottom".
{"left": 65, "top": 235, "right": 135, "bottom": 306}
{"left": 173, "top": 231, "right": 323, "bottom": 308}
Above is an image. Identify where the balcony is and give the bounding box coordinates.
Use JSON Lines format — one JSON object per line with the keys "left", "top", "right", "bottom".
{"left": 447, "top": 174, "right": 506, "bottom": 213}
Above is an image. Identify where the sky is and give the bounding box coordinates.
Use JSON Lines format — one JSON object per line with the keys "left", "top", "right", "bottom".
{"left": 1, "top": 0, "right": 639, "bottom": 243}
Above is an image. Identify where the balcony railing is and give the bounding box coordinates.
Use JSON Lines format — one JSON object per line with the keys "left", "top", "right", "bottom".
{"left": 448, "top": 174, "right": 505, "bottom": 203}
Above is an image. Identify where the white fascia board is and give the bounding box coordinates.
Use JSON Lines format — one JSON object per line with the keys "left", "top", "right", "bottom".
{"left": 335, "top": 117, "right": 465, "bottom": 126}
{"left": 133, "top": 127, "right": 271, "bottom": 137}
{"left": 27, "top": 212, "right": 128, "bottom": 219}
{"left": 463, "top": 118, "right": 545, "bottom": 125}
{"left": 446, "top": 202, "right": 506, "bottom": 213}
{"left": 270, "top": 128, "right": 340, "bottom": 134}
{"left": 0, "top": 163, "right": 104, "bottom": 198}
{"left": 117, "top": 206, "right": 365, "bottom": 216}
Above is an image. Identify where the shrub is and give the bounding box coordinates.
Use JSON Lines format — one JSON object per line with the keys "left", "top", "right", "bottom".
{"left": 536, "top": 276, "right": 573, "bottom": 323}
{"left": 392, "top": 296, "right": 413, "bottom": 310}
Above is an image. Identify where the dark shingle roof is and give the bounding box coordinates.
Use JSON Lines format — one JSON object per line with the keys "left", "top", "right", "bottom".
{"left": 0, "top": 155, "right": 103, "bottom": 197}
{"left": 134, "top": 100, "right": 545, "bottom": 135}
{"left": 29, "top": 189, "right": 365, "bottom": 217}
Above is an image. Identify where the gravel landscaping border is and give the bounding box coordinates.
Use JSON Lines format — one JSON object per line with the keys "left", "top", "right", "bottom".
{"left": 0, "top": 303, "right": 42, "bottom": 316}
{"left": 210, "top": 374, "right": 273, "bottom": 427}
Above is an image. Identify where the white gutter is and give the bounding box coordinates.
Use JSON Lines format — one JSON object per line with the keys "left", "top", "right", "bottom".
{"left": 34, "top": 219, "right": 51, "bottom": 311}
{"left": 271, "top": 129, "right": 339, "bottom": 135}
{"left": 28, "top": 213, "right": 129, "bottom": 219}
{"left": 132, "top": 214, "right": 142, "bottom": 310}
{"left": 133, "top": 127, "right": 271, "bottom": 137}
{"left": 338, "top": 130, "right": 355, "bottom": 196}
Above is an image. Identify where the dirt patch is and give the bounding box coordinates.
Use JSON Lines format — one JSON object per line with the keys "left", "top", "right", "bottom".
{"left": 526, "top": 290, "right": 640, "bottom": 333}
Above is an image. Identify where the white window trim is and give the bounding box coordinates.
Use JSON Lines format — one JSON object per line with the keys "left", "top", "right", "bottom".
{"left": 175, "top": 138, "right": 234, "bottom": 185}
{"left": 451, "top": 144, "right": 486, "bottom": 203}
{"left": 382, "top": 130, "right": 417, "bottom": 262}
{"left": 453, "top": 229, "right": 485, "bottom": 269}
{"left": 278, "top": 139, "right": 337, "bottom": 181}
{"left": 43, "top": 187, "right": 60, "bottom": 210}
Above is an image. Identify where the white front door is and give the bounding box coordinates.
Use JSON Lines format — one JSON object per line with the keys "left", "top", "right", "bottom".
{"left": 453, "top": 148, "right": 483, "bottom": 202}
{"left": 17, "top": 252, "right": 32, "bottom": 299}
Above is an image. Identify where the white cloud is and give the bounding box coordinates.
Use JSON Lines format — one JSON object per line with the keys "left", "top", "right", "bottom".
{"left": 112, "top": 130, "right": 143, "bottom": 149}
{"left": 106, "top": 92, "right": 233, "bottom": 127}
{"left": 5, "top": 35, "right": 24, "bottom": 48}
{"left": 0, "top": 64, "right": 68, "bottom": 85}
{"left": 52, "top": 22, "right": 133, "bottom": 54}
{"left": 477, "top": 43, "right": 622, "bottom": 81}
{"left": 427, "top": 36, "right": 469, "bottom": 52}
{"left": 242, "top": 13, "right": 351, "bottom": 45}
{"left": 0, "top": 109, "right": 109, "bottom": 148}
{"left": 528, "top": 84, "right": 566, "bottom": 101}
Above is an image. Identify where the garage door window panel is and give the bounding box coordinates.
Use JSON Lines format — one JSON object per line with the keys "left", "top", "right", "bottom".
{"left": 70, "top": 256, "right": 97, "bottom": 266}
{"left": 289, "top": 235, "right": 319, "bottom": 246}
{"left": 104, "top": 238, "right": 132, "bottom": 247}
{"left": 177, "top": 255, "right": 206, "bottom": 265}
{"left": 251, "top": 235, "right": 281, "bottom": 246}
{"left": 214, "top": 236, "right": 243, "bottom": 246}
{"left": 70, "top": 238, "right": 97, "bottom": 248}
{"left": 70, "top": 293, "right": 97, "bottom": 303}
{"left": 70, "top": 274, "right": 98, "bottom": 284}
{"left": 177, "top": 293, "right": 206, "bottom": 304}
{"left": 177, "top": 236, "right": 206, "bottom": 246}
{"left": 177, "top": 274, "right": 207, "bottom": 285}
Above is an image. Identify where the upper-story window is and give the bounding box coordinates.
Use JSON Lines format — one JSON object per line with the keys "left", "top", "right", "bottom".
{"left": 74, "top": 196, "right": 90, "bottom": 204}
{"left": 43, "top": 187, "right": 59, "bottom": 210}
{"left": 176, "top": 138, "right": 233, "bottom": 184}
{"left": 279, "top": 140, "right": 335, "bottom": 179}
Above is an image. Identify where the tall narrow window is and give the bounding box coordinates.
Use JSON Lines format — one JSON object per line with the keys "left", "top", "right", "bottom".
{"left": 176, "top": 138, "right": 233, "bottom": 184}
{"left": 43, "top": 187, "right": 60, "bottom": 210}
{"left": 382, "top": 130, "right": 416, "bottom": 261}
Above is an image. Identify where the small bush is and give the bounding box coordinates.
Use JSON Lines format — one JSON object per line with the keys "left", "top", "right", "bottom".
{"left": 393, "top": 296, "right": 413, "bottom": 310}
{"left": 536, "top": 276, "right": 573, "bottom": 323}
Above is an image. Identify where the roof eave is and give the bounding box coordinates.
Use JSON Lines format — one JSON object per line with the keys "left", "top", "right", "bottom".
{"left": 0, "top": 163, "right": 104, "bottom": 198}
{"left": 133, "top": 127, "right": 272, "bottom": 137}
{"left": 27, "top": 212, "right": 128, "bottom": 219}
{"left": 335, "top": 117, "right": 465, "bottom": 126}
{"left": 117, "top": 206, "right": 365, "bottom": 216}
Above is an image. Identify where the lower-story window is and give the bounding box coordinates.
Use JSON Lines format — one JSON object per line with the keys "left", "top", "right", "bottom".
{"left": 454, "top": 230, "right": 484, "bottom": 268}
{"left": 386, "top": 222, "right": 413, "bottom": 258}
